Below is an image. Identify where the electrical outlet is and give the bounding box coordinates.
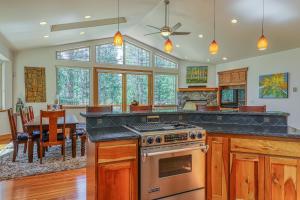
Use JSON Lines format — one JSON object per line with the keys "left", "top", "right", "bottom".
{"left": 217, "top": 116, "right": 222, "bottom": 121}
{"left": 97, "top": 119, "right": 103, "bottom": 125}
{"left": 293, "top": 87, "right": 298, "bottom": 93}
{"left": 264, "top": 117, "right": 270, "bottom": 123}
{"left": 179, "top": 115, "right": 183, "bottom": 121}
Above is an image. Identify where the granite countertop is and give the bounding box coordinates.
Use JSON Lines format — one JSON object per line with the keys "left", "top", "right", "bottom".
{"left": 191, "top": 122, "right": 300, "bottom": 139}
{"left": 87, "top": 126, "right": 139, "bottom": 143}
{"left": 80, "top": 110, "right": 289, "bottom": 118}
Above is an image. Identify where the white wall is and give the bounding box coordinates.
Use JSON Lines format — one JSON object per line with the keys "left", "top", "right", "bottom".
{"left": 0, "top": 33, "right": 14, "bottom": 135}
{"left": 217, "top": 48, "right": 300, "bottom": 129}
{"left": 179, "top": 60, "right": 216, "bottom": 88}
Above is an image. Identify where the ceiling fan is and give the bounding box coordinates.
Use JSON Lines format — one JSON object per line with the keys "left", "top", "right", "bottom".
{"left": 145, "top": 0, "right": 190, "bottom": 38}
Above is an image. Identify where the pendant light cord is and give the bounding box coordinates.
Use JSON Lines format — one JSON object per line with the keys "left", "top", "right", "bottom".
{"left": 213, "top": 0, "right": 216, "bottom": 40}
{"left": 262, "top": 0, "right": 265, "bottom": 35}
{"left": 117, "top": 0, "right": 120, "bottom": 31}
{"left": 165, "top": 0, "right": 169, "bottom": 27}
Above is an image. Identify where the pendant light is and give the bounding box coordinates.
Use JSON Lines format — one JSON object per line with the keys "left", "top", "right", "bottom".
{"left": 113, "top": 0, "right": 123, "bottom": 46}
{"left": 209, "top": 0, "right": 219, "bottom": 55}
{"left": 164, "top": 39, "right": 173, "bottom": 53}
{"left": 257, "top": 0, "right": 268, "bottom": 51}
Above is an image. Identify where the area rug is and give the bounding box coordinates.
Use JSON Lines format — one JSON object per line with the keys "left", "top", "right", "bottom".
{"left": 0, "top": 139, "right": 86, "bottom": 181}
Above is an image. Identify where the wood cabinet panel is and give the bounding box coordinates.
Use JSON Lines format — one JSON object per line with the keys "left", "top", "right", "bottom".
{"left": 207, "top": 137, "right": 229, "bottom": 200}
{"left": 230, "top": 153, "right": 264, "bottom": 200}
{"left": 98, "top": 143, "right": 136, "bottom": 164}
{"left": 98, "top": 160, "right": 137, "bottom": 200}
{"left": 218, "top": 68, "right": 248, "bottom": 86}
{"left": 231, "top": 138, "right": 300, "bottom": 158}
{"left": 265, "top": 157, "right": 300, "bottom": 200}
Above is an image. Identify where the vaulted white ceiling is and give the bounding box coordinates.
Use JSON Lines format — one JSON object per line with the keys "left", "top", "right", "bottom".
{"left": 0, "top": 0, "right": 300, "bottom": 64}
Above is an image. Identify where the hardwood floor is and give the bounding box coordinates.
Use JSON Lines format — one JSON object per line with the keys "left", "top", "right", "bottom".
{"left": 0, "top": 168, "right": 86, "bottom": 200}
{"left": 0, "top": 134, "right": 11, "bottom": 151}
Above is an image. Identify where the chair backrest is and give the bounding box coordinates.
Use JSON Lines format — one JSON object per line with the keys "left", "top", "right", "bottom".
{"left": 20, "top": 108, "right": 29, "bottom": 132}
{"left": 86, "top": 106, "right": 113, "bottom": 113}
{"left": 40, "top": 110, "right": 66, "bottom": 143}
{"left": 7, "top": 108, "right": 17, "bottom": 141}
{"left": 239, "top": 105, "right": 266, "bottom": 112}
{"left": 196, "top": 105, "right": 220, "bottom": 112}
{"left": 130, "top": 105, "right": 152, "bottom": 112}
{"left": 47, "top": 104, "right": 63, "bottom": 110}
{"left": 28, "top": 106, "right": 34, "bottom": 120}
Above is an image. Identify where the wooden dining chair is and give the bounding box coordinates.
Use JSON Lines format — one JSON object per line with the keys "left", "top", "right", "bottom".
{"left": 47, "top": 104, "right": 63, "bottom": 110}
{"left": 196, "top": 105, "right": 220, "bottom": 111}
{"left": 130, "top": 105, "right": 152, "bottom": 112}
{"left": 239, "top": 105, "right": 266, "bottom": 112}
{"left": 28, "top": 106, "right": 34, "bottom": 121}
{"left": 39, "top": 110, "right": 66, "bottom": 164}
{"left": 86, "top": 105, "right": 113, "bottom": 112}
{"left": 8, "top": 109, "right": 39, "bottom": 162}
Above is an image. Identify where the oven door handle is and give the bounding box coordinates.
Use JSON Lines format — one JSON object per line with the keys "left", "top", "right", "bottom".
{"left": 142, "top": 145, "right": 209, "bottom": 157}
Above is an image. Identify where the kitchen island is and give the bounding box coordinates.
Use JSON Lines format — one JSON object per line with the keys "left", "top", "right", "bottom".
{"left": 82, "top": 110, "right": 300, "bottom": 200}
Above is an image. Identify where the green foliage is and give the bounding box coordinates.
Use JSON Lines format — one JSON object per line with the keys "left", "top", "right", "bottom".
{"left": 56, "top": 47, "right": 90, "bottom": 62}
{"left": 155, "top": 55, "right": 177, "bottom": 68}
{"left": 154, "top": 74, "right": 176, "bottom": 105}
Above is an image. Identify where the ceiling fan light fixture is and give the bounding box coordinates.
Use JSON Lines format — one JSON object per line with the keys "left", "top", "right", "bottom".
{"left": 164, "top": 39, "right": 173, "bottom": 53}
{"left": 161, "top": 31, "right": 171, "bottom": 37}
{"left": 113, "top": 31, "right": 123, "bottom": 47}
{"left": 209, "top": 40, "right": 219, "bottom": 55}
{"left": 257, "top": 34, "right": 268, "bottom": 51}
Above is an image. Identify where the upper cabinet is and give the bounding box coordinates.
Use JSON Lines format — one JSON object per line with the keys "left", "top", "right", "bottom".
{"left": 218, "top": 68, "right": 248, "bottom": 86}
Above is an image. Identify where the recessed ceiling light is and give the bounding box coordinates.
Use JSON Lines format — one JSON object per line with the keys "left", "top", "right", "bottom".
{"left": 40, "top": 21, "right": 47, "bottom": 26}
{"left": 231, "top": 19, "right": 238, "bottom": 24}
{"left": 222, "top": 57, "right": 228, "bottom": 61}
{"left": 43, "top": 35, "right": 49, "bottom": 38}
{"left": 198, "top": 34, "right": 204, "bottom": 38}
{"left": 84, "top": 15, "right": 92, "bottom": 19}
{"left": 176, "top": 44, "right": 180, "bottom": 48}
{"left": 80, "top": 31, "right": 85, "bottom": 35}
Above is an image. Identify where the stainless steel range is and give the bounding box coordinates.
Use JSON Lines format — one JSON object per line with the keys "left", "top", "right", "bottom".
{"left": 126, "top": 122, "right": 208, "bottom": 200}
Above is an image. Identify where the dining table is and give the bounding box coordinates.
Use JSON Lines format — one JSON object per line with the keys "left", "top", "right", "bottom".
{"left": 25, "top": 114, "right": 79, "bottom": 163}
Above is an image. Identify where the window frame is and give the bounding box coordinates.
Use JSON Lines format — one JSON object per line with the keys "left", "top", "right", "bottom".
{"left": 93, "top": 67, "right": 153, "bottom": 112}
{"left": 154, "top": 54, "right": 178, "bottom": 69}
{"left": 56, "top": 46, "right": 91, "bottom": 62}
{"left": 56, "top": 66, "right": 91, "bottom": 106}
{"left": 0, "top": 61, "right": 2, "bottom": 109}
{"left": 153, "top": 73, "right": 178, "bottom": 106}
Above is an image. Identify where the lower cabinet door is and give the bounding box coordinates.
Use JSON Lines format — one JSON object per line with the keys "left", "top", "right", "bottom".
{"left": 207, "top": 136, "right": 229, "bottom": 200}
{"left": 230, "top": 153, "right": 265, "bottom": 200}
{"left": 98, "top": 160, "right": 137, "bottom": 200}
{"left": 265, "top": 157, "right": 300, "bottom": 200}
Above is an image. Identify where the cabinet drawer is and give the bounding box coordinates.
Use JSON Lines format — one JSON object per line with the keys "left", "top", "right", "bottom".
{"left": 231, "top": 138, "right": 300, "bottom": 158}
{"left": 98, "top": 141, "right": 137, "bottom": 164}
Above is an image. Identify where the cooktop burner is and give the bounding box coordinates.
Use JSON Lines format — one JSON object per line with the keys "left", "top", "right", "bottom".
{"left": 127, "top": 122, "right": 197, "bottom": 132}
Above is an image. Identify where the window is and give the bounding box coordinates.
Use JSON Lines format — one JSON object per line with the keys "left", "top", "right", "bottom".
{"left": 155, "top": 55, "right": 177, "bottom": 69}
{"left": 127, "top": 74, "right": 148, "bottom": 107}
{"left": 154, "top": 74, "right": 177, "bottom": 105}
{"left": 56, "top": 47, "right": 90, "bottom": 62}
{"left": 96, "top": 43, "right": 123, "bottom": 64}
{"left": 125, "top": 42, "right": 150, "bottom": 67}
{"left": 56, "top": 67, "right": 90, "bottom": 105}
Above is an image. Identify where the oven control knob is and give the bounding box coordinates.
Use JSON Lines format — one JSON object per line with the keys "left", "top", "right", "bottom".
{"left": 197, "top": 132, "right": 203, "bottom": 139}
{"left": 155, "top": 136, "right": 162, "bottom": 144}
{"left": 147, "top": 136, "right": 154, "bottom": 145}
{"left": 190, "top": 133, "right": 196, "bottom": 139}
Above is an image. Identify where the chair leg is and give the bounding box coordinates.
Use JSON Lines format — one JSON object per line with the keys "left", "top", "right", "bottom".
{"left": 23, "top": 142, "right": 27, "bottom": 154}
{"left": 62, "top": 142, "right": 65, "bottom": 161}
{"left": 81, "top": 136, "right": 86, "bottom": 156}
{"left": 39, "top": 144, "right": 43, "bottom": 164}
{"left": 37, "top": 141, "right": 40, "bottom": 158}
{"left": 12, "top": 142, "right": 18, "bottom": 162}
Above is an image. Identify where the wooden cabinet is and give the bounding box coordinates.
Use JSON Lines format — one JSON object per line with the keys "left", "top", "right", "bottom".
{"left": 207, "top": 136, "right": 229, "bottom": 200}
{"left": 207, "top": 135, "right": 300, "bottom": 200}
{"left": 218, "top": 68, "right": 248, "bottom": 86}
{"left": 230, "top": 153, "right": 265, "bottom": 200}
{"left": 265, "top": 157, "right": 300, "bottom": 200}
{"left": 87, "top": 139, "right": 138, "bottom": 200}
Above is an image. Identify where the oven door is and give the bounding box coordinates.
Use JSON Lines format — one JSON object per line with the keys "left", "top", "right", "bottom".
{"left": 140, "top": 142, "right": 208, "bottom": 200}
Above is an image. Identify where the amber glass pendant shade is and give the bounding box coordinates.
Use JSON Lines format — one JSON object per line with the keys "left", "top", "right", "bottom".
{"left": 113, "top": 31, "right": 123, "bottom": 47}
{"left": 164, "top": 39, "right": 173, "bottom": 53}
{"left": 257, "top": 34, "right": 268, "bottom": 51}
{"left": 209, "top": 40, "right": 219, "bottom": 55}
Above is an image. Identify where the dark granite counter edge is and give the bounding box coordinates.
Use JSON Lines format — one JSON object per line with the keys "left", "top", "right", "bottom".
{"left": 80, "top": 110, "right": 289, "bottom": 118}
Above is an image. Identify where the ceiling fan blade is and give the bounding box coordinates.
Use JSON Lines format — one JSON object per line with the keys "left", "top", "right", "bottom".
{"left": 144, "top": 32, "right": 161, "bottom": 36}
{"left": 172, "top": 23, "right": 182, "bottom": 32}
{"left": 146, "top": 25, "right": 161, "bottom": 30}
{"left": 171, "top": 32, "right": 191, "bottom": 35}
{"left": 51, "top": 17, "right": 127, "bottom": 32}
